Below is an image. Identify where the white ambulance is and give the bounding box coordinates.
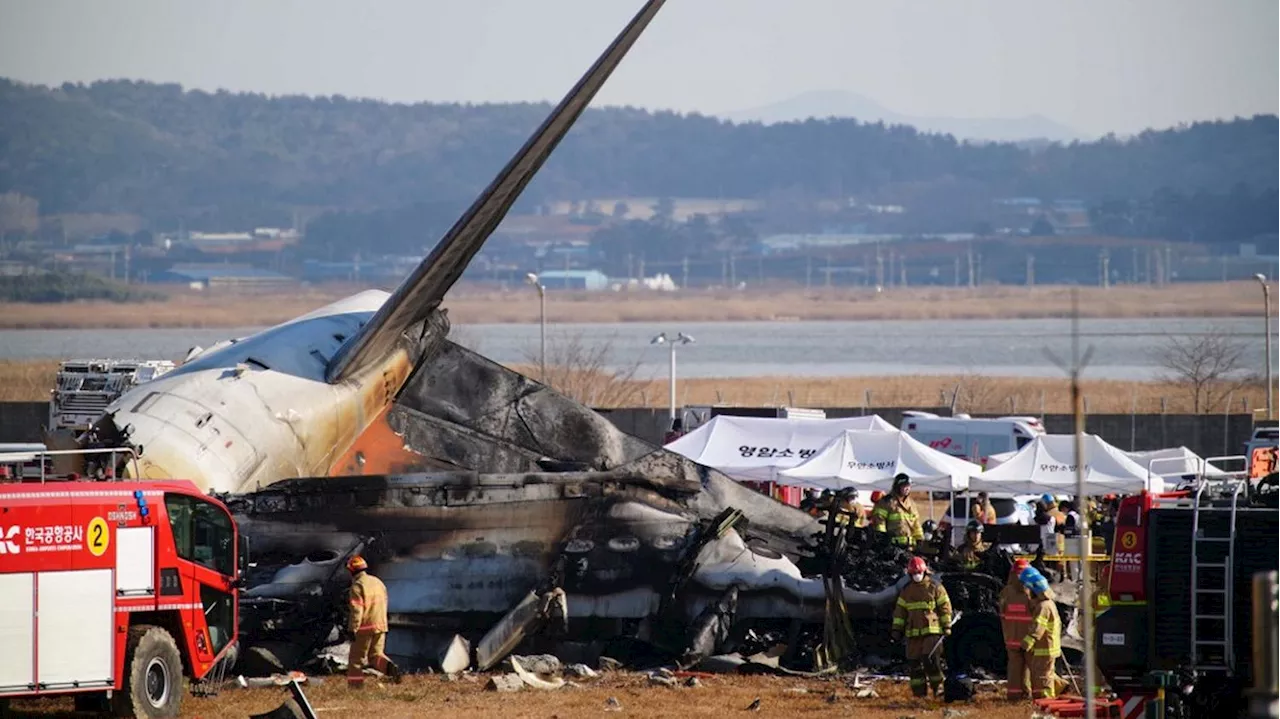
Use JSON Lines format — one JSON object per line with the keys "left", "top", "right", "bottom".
{"left": 899, "top": 412, "right": 1045, "bottom": 468}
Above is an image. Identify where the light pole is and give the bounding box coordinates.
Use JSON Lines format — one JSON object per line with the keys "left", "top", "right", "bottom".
{"left": 651, "top": 332, "right": 694, "bottom": 420}
{"left": 1256, "top": 273, "right": 1273, "bottom": 419}
{"left": 526, "top": 273, "right": 546, "bottom": 382}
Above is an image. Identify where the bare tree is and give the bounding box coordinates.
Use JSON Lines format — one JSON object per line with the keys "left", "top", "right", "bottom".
{"left": 951, "top": 373, "right": 1003, "bottom": 414}
{"left": 520, "top": 331, "right": 647, "bottom": 408}
{"left": 1155, "top": 329, "right": 1248, "bottom": 413}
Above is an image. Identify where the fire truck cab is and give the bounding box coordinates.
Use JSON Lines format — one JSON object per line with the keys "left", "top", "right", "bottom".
{"left": 0, "top": 449, "right": 243, "bottom": 718}
{"left": 1096, "top": 473, "right": 1279, "bottom": 718}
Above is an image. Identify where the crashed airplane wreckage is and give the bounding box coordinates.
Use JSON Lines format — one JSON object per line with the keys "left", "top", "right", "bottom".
{"left": 65, "top": 0, "right": 1029, "bottom": 680}
{"left": 222, "top": 340, "right": 1020, "bottom": 677}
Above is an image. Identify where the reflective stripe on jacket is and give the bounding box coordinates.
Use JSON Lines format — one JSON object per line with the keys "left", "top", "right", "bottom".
{"left": 998, "top": 581, "right": 1033, "bottom": 648}
{"left": 872, "top": 496, "right": 923, "bottom": 545}
{"left": 892, "top": 578, "right": 953, "bottom": 638}
{"left": 1022, "top": 593, "right": 1061, "bottom": 657}
{"left": 348, "top": 571, "right": 389, "bottom": 633}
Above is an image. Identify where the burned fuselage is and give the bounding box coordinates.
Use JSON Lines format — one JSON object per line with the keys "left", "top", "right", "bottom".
{"left": 226, "top": 459, "right": 908, "bottom": 672}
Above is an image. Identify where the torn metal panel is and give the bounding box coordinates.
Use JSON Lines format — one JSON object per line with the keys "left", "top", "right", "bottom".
{"left": 397, "top": 341, "right": 653, "bottom": 470}
{"left": 385, "top": 402, "right": 549, "bottom": 475}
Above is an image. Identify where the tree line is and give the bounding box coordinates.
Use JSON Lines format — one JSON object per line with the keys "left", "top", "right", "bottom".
{"left": 0, "top": 79, "right": 1276, "bottom": 250}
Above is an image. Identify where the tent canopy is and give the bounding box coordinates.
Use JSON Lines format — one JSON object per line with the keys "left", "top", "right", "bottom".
{"left": 1126, "top": 446, "right": 1227, "bottom": 478}
{"left": 778, "top": 429, "right": 980, "bottom": 491}
{"left": 969, "top": 434, "right": 1165, "bottom": 496}
{"left": 664, "top": 414, "right": 895, "bottom": 482}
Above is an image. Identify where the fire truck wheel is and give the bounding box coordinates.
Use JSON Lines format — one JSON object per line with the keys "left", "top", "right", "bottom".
{"left": 112, "top": 625, "right": 184, "bottom": 718}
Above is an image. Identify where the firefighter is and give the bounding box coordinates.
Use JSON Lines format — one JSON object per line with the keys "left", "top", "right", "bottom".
{"left": 891, "top": 556, "right": 953, "bottom": 698}
{"left": 954, "top": 519, "right": 990, "bottom": 571}
{"left": 917, "top": 519, "right": 947, "bottom": 559}
{"left": 841, "top": 490, "right": 870, "bottom": 529}
{"left": 1019, "top": 565, "right": 1064, "bottom": 699}
{"left": 970, "top": 491, "right": 997, "bottom": 525}
{"left": 999, "top": 558, "right": 1033, "bottom": 701}
{"left": 872, "top": 474, "right": 923, "bottom": 548}
{"left": 345, "top": 555, "right": 402, "bottom": 687}
{"left": 806, "top": 489, "right": 834, "bottom": 519}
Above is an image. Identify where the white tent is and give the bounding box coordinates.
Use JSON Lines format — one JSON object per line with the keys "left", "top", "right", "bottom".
{"left": 969, "top": 434, "right": 1165, "bottom": 496}
{"left": 664, "top": 414, "right": 895, "bottom": 482}
{"left": 986, "top": 450, "right": 1017, "bottom": 469}
{"left": 1126, "top": 447, "right": 1227, "bottom": 479}
{"left": 777, "top": 429, "right": 981, "bottom": 491}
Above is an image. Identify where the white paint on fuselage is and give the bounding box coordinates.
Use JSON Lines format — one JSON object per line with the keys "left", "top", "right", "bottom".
{"left": 104, "top": 290, "right": 396, "bottom": 494}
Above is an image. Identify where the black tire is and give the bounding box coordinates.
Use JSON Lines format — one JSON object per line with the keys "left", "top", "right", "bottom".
{"left": 111, "top": 625, "right": 183, "bottom": 718}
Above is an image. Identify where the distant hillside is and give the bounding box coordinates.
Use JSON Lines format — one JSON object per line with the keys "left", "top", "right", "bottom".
{"left": 721, "top": 89, "right": 1083, "bottom": 143}
{"left": 0, "top": 79, "right": 1275, "bottom": 233}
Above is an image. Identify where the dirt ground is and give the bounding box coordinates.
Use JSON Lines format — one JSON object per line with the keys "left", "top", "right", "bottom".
{"left": 5, "top": 671, "right": 1045, "bottom": 718}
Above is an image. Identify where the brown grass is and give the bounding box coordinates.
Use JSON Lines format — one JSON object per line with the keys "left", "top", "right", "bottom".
{"left": 4, "top": 358, "right": 1263, "bottom": 415}
{"left": 621, "top": 374, "right": 1267, "bottom": 415}
{"left": 0, "top": 360, "right": 60, "bottom": 402}
{"left": 4, "top": 671, "right": 1040, "bottom": 718}
{"left": 0, "top": 280, "right": 1268, "bottom": 329}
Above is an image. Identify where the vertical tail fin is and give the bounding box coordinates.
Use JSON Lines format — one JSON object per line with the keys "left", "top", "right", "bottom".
{"left": 327, "top": 0, "right": 667, "bottom": 382}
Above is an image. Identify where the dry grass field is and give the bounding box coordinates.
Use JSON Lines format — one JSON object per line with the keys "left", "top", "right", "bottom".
{"left": 0, "top": 280, "right": 1267, "bottom": 329}
{"left": 4, "top": 671, "right": 1043, "bottom": 719}
{"left": 1, "top": 357, "right": 1263, "bottom": 414}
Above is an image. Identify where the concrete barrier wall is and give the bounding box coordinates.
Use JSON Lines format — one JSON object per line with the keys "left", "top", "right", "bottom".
{"left": 0, "top": 402, "right": 47, "bottom": 443}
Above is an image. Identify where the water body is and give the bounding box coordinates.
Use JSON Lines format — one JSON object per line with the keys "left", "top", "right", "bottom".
{"left": 0, "top": 318, "right": 1271, "bottom": 381}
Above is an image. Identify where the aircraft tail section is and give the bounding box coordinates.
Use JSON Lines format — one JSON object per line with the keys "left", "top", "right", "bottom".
{"left": 326, "top": 0, "right": 667, "bottom": 383}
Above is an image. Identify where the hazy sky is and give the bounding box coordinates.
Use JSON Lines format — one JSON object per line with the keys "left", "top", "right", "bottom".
{"left": 0, "top": 0, "right": 1275, "bottom": 137}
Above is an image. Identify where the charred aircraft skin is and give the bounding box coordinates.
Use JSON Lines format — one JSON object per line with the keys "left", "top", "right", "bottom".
{"left": 226, "top": 460, "right": 906, "bottom": 670}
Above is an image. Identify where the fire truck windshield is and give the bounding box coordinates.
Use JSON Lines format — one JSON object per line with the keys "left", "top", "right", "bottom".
{"left": 164, "top": 493, "right": 236, "bottom": 577}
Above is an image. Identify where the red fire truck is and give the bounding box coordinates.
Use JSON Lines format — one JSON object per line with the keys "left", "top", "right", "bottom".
{"left": 1096, "top": 476, "right": 1279, "bottom": 718}
{"left": 0, "top": 449, "right": 243, "bottom": 718}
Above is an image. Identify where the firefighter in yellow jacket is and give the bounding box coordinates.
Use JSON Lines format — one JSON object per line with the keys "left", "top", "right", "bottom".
{"left": 346, "top": 555, "right": 402, "bottom": 687}
{"left": 873, "top": 474, "right": 924, "bottom": 548}
{"left": 1018, "top": 565, "right": 1064, "bottom": 699}
{"left": 999, "top": 558, "right": 1033, "bottom": 701}
{"left": 954, "top": 520, "right": 990, "bottom": 571}
{"left": 891, "top": 556, "right": 953, "bottom": 698}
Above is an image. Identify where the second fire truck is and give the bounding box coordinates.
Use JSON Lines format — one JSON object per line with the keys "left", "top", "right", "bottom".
{"left": 1096, "top": 474, "right": 1278, "bottom": 718}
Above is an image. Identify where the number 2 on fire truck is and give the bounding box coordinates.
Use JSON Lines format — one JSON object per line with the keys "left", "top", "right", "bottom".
{"left": 87, "top": 516, "right": 110, "bottom": 557}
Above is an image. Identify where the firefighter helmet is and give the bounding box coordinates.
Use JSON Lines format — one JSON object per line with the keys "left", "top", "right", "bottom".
{"left": 966, "top": 519, "right": 983, "bottom": 533}
{"left": 870, "top": 490, "right": 885, "bottom": 503}
{"left": 346, "top": 555, "right": 368, "bottom": 573}
{"left": 1019, "top": 566, "right": 1050, "bottom": 595}
{"left": 1013, "top": 558, "right": 1031, "bottom": 573}
{"left": 892, "top": 473, "right": 911, "bottom": 489}
{"left": 906, "top": 556, "right": 928, "bottom": 575}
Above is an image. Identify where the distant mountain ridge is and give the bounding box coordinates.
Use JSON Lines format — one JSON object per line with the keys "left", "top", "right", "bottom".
{"left": 721, "top": 89, "right": 1083, "bottom": 143}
